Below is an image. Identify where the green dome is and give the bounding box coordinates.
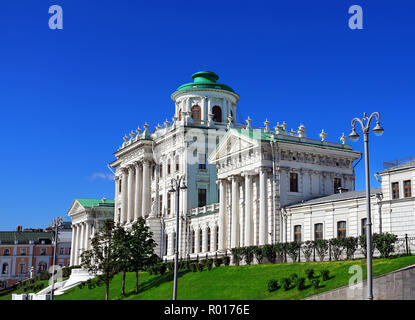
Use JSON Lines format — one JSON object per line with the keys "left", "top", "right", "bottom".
{"left": 173, "top": 71, "right": 235, "bottom": 94}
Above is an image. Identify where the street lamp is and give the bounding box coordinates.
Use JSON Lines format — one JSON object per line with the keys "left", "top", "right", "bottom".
{"left": 168, "top": 175, "right": 187, "bottom": 300}
{"left": 50, "top": 217, "right": 64, "bottom": 300}
{"left": 348, "top": 112, "right": 384, "bottom": 300}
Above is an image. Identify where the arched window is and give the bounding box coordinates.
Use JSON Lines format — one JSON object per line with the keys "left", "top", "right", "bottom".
{"left": 207, "top": 227, "right": 211, "bottom": 252}
{"left": 3, "top": 249, "right": 10, "bottom": 256}
{"left": 212, "top": 106, "right": 222, "bottom": 123}
{"left": 38, "top": 261, "right": 47, "bottom": 272}
{"left": 216, "top": 227, "right": 219, "bottom": 250}
{"left": 199, "top": 230, "right": 203, "bottom": 253}
{"left": 172, "top": 232, "right": 176, "bottom": 254}
{"left": 2, "top": 263, "right": 8, "bottom": 275}
{"left": 191, "top": 105, "right": 201, "bottom": 124}
{"left": 178, "top": 109, "right": 182, "bottom": 121}
{"left": 167, "top": 159, "right": 171, "bottom": 175}
{"left": 164, "top": 234, "right": 168, "bottom": 256}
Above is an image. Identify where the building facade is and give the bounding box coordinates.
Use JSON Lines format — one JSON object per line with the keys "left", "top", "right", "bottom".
{"left": 69, "top": 71, "right": 415, "bottom": 265}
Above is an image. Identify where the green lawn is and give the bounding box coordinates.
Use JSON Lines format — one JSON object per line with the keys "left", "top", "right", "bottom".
{"left": 0, "top": 279, "right": 51, "bottom": 301}
{"left": 52, "top": 255, "right": 415, "bottom": 300}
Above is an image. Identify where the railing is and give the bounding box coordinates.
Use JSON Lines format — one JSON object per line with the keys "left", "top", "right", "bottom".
{"left": 188, "top": 203, "right": 219, "bottom": 216}
{"left": 384, "top": 156, "right": 415, "bottom": 169}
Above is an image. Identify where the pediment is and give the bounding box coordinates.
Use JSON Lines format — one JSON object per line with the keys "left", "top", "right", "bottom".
{"left": 209, "top": 129, "right": 258, "bottom": 163}
{"left": 67, "top": 200, "right": 85, "bottom": 217}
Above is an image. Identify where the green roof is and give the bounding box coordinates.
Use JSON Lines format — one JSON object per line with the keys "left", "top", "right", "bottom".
{"left": 173, "top": 71, "right": 235, "bottom": 95}
{"left": 0, "top": 231, "right": 53, "bottom": 244}
{"left": 76, "top": 198, "right": 115, "bottom": 209}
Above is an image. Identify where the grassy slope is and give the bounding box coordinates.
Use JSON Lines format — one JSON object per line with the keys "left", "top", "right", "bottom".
{"left": 53, "top": 255, "right": 415, "bottom": 300}
{"left": 0, "top": 280, "right": 50, "bottom": 301}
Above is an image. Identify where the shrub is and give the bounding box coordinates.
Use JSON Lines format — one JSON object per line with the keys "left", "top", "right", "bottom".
{"left": 321, "top": 269, "right": 330, "bottom": 281}
{"left": 159, "top": 263, "right": 167, "bottom": 276}
{"left": 344, "top": 237, "right": 359, "bottom": 260}
{"left": 373, "top": 233, "right": 398, "bottom": 258}
{"left": 190, "top": 263, "right": 197, "bottom": 272}
{"left": 148, "top": 266, "right": 154, "bottom": 275}
{"left": 197, "top": 263, "right": 204, "bottom": 272}
{"left": 243, "top": 246, "right": 254, "bottom": 265}
{"left": 253, "top": 246, "right": 264, "bottom": 264}
{"left": 359, "top": 235, "right": 374, "bottom": 258}
{"left": 214, "top": 258, "right": 223, "bottom": 267}
{"left": 206, "top": 259, "right": 213, "bottom": 271}
{"left": 167, "top": 262, "right": 175, "bottom": 273}
{"left": 305, "top": 268, "right": 314, "bottom": 280}
{"left": 39, "top": 270, "right": 50, "bottom": 281}
{"left": 267, "top": 279, "right": 279, "bottom": 292}
{"left": 62, "top": 267, "right": 71, "bottom": 278}
{"left": 200, "top": 259, "right": 207, "bottom": 267}
{"left": 296, "top": 277, "right": 306, "bottom": 290}
{"left": 311, "top": 278, "right": 320, "bottom": 289}
{"left": 274, "top": 243, "right": 285, "bottom": 262}
{"left": 302, "top": 241, "right": 314, "bottom": 262}
{"left": 286, "top": 241, "right": 301, "bottom": 262}
{"left": 329, "top": 238, "right": 345, "bottom": 260}
{"left": 290, "top": 273, "right": 298, "bottom": 283}
{"left": 231, "top": 248, "right": 242, "bottom": 266}
{"left": 263, "top": 244, "right": 276, "bottom": 263}
{"left": 223, "top": 256, "right": 231, "bottom": 266}
{"left": 314, "top": 240, "right": 328, "bottom": 261}
{"left": 280, "top": 278, "right": 291, "bottom": 291}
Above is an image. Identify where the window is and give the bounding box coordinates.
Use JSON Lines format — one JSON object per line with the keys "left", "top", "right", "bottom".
{"left": 59, "top": 247, "right": 64, "bottom": 255}
{"left": 172, "top": 233, "right": 176, "bottom": 254}
{"left": 3, "top": 249, "right": 10, "bottom": 256}
{"left": 192, "top": 230, "right": 195, "bottom": 253}
{"left": 212, "top": 106, "right": 222, "bottom": 122}
{"left": 216, "top": 227, "right": 219, "bottom": 250}
{"left": 199, "top": 230, "right": 203, "bottom": 253}
{"left": 191, "top": 105, "right": 201, "bottom": 124}
{"left": 198, "top": 189, "right": 207, "bottom": 207}
{"left": 314, "top": 223, "right": 323, "bottom": 240}
{"left": 38, "top": 262, "right": 47, "bottom": 272}
{"left": 164, "top": 234, "right": 168, "bottom": 256}
{"left": 404, "top": 180, "right": 412, "bottom": 198}
{"left": 361, "top": 218, "right": 367, "bottom": 236}
{"left": 198, "top": 153, "right": 206, "bottom": 170}
{"left": 294, "top": 225, "right": 302, "bottom": 242}
{"left": 160, "top": 164, "right": 163, "bottom": 178}
{"left": 334, "top": 178, "right": 342, "bottom": 193}
{"left": 207, "top": 227, "right": 211, "bottom": 252}
{"left": 290, "top": 172, "right": 298, "bottom": 192}
{"left": 167, "top": 193, "right": 171, "bottom": 215}
{"left": 19, "top": 263, "right": 26, "bottom": 275}
{"left": 337, "top": 221, "right": 347, "bottom": 239}
{"left": 392, "top": 182, "right": 399, "bottom": 199}
{"left": 2, "top": 263, "right": 9, "bottom": 275}
{"left": 175, "top": 156, "right": 180, "bottom": 172}
{"left": 119, "top": 180, "right": 122, "bottom": 193}
{"left": 159, "top": 195, "right": 163, "bottom": 216}
{"left": 40, "top": 248, "right": 46, "bottom": 256}
{"left": 20, "top": 248, "right": 27, "bottom": 256}
{"left": 167, "top": 160, "right": 171, "bottom": 175}
{"left": 178, "top": 109, "right": 182, "bottom": 121}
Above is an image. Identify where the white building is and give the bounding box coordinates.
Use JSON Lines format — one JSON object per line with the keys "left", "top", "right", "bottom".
{"left": 69, "top": 71, "right": 415, "bottom": 265}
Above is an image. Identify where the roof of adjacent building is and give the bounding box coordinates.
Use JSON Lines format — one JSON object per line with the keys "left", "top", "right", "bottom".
{"left": 0, "top": 231, "right": 53, "bottom": 245}
{"left": 75, "top": 198, "right": 114, "bottom": 208}
{"left": 288, "top": 187, "right": 382, "bottom": 208}
{"left": 173, "top": 71, "right": 236, "bottom": 95}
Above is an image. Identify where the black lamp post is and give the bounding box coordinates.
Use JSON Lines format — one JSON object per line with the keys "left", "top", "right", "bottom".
{"left": 168, "top": 175, "right": 187, "bottom": 300}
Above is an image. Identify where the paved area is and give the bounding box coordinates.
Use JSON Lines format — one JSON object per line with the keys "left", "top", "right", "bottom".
{"left": 306, "top": 264, "right": 415, "bottom": 300}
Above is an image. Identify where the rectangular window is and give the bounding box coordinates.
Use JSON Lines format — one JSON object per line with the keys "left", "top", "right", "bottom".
{"left": 167, "top": 193, "right": 171, "bottom": 215}
{"left": 20, "top": 248, "right": 27, "bottom": 256}
{"left": 392, "top": 182, "right": 399, "bottom": 199}
{"left": 404, "top": 180, "right": 411, "bottom": 198}
{"left": 334, "top": 178, "right": 342, "bottom": 193}
{"left": 192, "top": 231, "right": 195, "bottom": 254}
{"left": 361, "top": 218, "right": 367, "bottom": 236}
{"left": 168, "top": 161, "right": 171, "bottom": 175}
{"left": 314, "top": 223, "right": 323, "bottom": 240}
{"left": 176, "top": 156, "right": 180, "bottom": 171}
{"left": 198, "top": 189, "right": 207, "bottom": 207}
{"left": 337, "top": 221, "right": 347, "bottom": 239}
{"left": 290, "top": 172, "right": 298, "bottom": 192}
{"left": 40, "top": 248, "right": 46, "bottom": 256}
{"left": 294, "top": 225, "right": 301, "bottom": 242}
{"left": 19, "top": 264, "right": 26, "bottom": 274}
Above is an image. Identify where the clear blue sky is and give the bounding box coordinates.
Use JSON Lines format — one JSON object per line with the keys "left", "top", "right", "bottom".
{"left": 1, "top": 0, "right": 414, "bottom": 230}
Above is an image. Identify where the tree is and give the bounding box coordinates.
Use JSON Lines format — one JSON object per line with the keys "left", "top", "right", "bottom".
{"left": 373, "top": 233, "right": 398, "bottom": 258}
{"left": 129, "top": 218, "right": 157, "bottom": 294}
{"left": 81, "top": 219, "right": 117, "bottom": 300}
{"left": 112, "top": 225, "right": 132, "bottom": 296}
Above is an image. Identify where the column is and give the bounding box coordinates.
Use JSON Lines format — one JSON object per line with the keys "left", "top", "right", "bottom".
{"left": 203, "top": 97, "right": 208, "bottom": 123}
{"left": 259, "top": 168, "right": 268, "bottom": 245}
{"left": 218, "top": 179, "right": 226, "bottom": 251}
{"left": 142, "top": 160, "right": 150, "bottom": 218}
{"left": 134, "top": 162, "right": 142, "bottom": 221}
{"left": 244, "top": 174, "right": 252, "bottom": 247}
{"left": 70, "top": 224, "right": 77, "bottom": 266}
{"left": 202, "top": 226, "right": 208, "bottom": 253}
{"left": 75, "top": 224, "right": 81, "bottom": 265}
{"left": 127, "top": 165, "right": 135, "bottom": 222}
{"left": 231, "top": 176, "right": 239, "bottom": 248}
{"left": 121, "top": 169, "right": 128, "bottom": 223}
{"left": 85, "top": 221, "right": 90, "bottom": 251}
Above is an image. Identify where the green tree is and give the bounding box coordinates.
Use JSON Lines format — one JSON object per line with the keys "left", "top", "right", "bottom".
{"left": 112, "top": 225, "right": 132, "bottom": 296}
{"left": 129, "top": 218, "right": 157, "bottom": 294}
{"left": 81, "top": 219, "right": 117, "bottom": 300}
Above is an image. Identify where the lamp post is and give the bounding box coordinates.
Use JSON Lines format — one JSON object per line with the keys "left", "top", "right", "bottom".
{"left": 168, "top": 175, "right": 187, "bottom": 300}
{"left": 348, "top": 112, "right": 384, "bottom": 300}
{"left": 50, "top": 217, "right": 64, "bottom": 300}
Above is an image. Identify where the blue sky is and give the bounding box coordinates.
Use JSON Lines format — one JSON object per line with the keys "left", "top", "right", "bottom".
{"left": 0, "top": 0, "right": 414, "bottom": 230}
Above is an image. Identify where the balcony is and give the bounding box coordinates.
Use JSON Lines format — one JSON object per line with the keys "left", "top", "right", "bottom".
{"left": 189, "top": 203, "right": 219, "bottom": 217}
